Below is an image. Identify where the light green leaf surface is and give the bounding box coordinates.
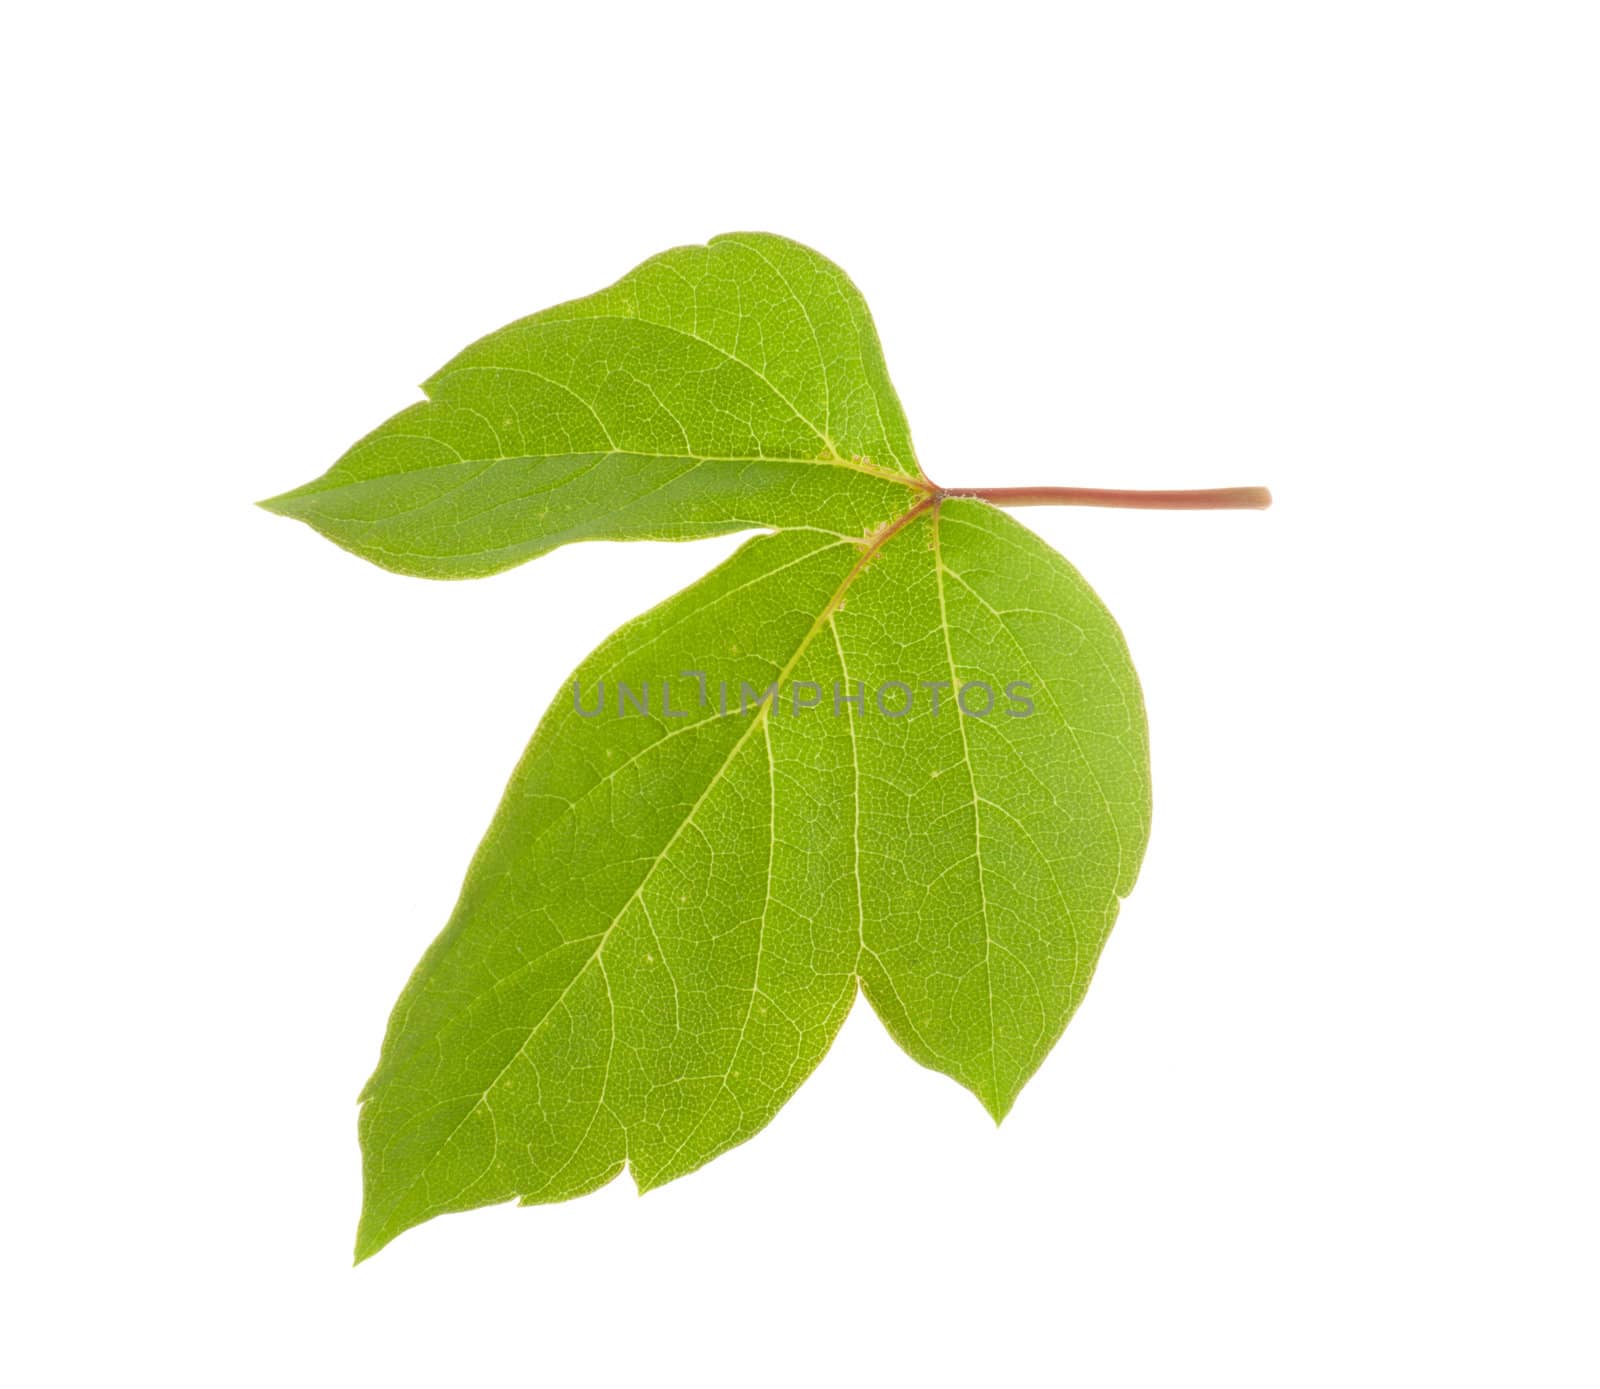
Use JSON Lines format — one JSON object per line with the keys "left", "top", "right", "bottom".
{"left": 262, "top": 233, "right": 922, "bottom": 577}
{"left": 264, "top": 235, "right": 1151, "bottom": 1260}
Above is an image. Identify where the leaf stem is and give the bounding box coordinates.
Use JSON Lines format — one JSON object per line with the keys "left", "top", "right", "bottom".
{"left": 940, "top": 484, "right": 1272, "bottom": 511}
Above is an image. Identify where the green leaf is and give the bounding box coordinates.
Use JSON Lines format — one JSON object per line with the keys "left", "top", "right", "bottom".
{"left": 263, "top": 234, "right": 1151, "bottom": 1260}
{"left": 261, "top": 233, "right": 923, "bottom": 577}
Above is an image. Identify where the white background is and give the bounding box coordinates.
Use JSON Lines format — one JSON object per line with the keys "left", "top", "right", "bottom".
{"left": 4, "top": 3, "right": 1596, "bottom": 1384}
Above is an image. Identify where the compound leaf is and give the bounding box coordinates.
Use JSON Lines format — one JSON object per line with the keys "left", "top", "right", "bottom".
{"left": 263, "top": 235, "right": 1151, "bottom": 1260}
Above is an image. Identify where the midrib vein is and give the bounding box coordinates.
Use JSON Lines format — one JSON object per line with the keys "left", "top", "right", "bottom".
{"left": 306, "top": 444, "right": 925, "bottom": 506}
{"left": 829, "top": 616, "right": 866, "bottom": 970}
{"left": 931, "top": 503, "right": 1002, "bottom": 1109}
